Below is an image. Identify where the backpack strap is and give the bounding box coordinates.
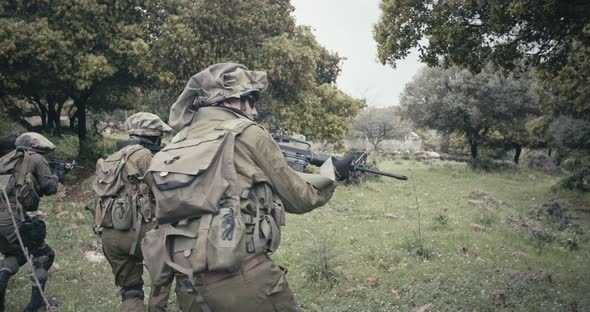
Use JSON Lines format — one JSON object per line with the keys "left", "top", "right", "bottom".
{"left": 218, "top": 118, "right": 255, "bottom": 134}
{"left": 14, "top": 150, "right": 33, "bottom": 221}
{"left": 16, "top": 150, "right": 31, "bottom": 187}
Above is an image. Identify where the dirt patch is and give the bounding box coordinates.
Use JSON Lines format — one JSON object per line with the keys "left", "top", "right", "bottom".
{"left": 467, "top": 190, "right": 503, "bottom": 209}
{"left": 61, "top": 167, "right": 95, "bottom": 204}
{"left": 508, "top": 270, "right": 552, "bottom": 284}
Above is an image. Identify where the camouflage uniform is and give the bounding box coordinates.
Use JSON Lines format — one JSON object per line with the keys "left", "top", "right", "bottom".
{"left": 166, "top": 63, "right": 339, "bottom": 311}
{"left": 95, "top": 113, "right": 173, "bottom": 312}
{"left": 0, "top": 133, "right": 59, "bottom": 312}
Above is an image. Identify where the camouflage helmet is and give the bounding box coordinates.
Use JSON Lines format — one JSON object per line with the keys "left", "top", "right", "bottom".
{"left": 126, "top": 112, "right": 173, "bottom": 136}
{"left": 15, "top": 132, "right": 56, "bottom": 153}
{"left": 169, "top": 63, "right": 268, "bottom": 132}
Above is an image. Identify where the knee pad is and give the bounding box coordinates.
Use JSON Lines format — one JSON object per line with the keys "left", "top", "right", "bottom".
{"left": 0, "top": 256, "right": 23, "bottom": 275}
{"left": 120, "top": 286, "right": 144, "bottom": 302}
{"left": 31, "top": 244, "right": 55, "bottom": 271}
{"left": 31, "top": 267, "right": 49, "bottom": 284}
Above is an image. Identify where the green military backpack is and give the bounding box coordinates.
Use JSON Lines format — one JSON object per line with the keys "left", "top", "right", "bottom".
{"left": 0, "top": 149, "right": 41, "bottom": 213}
{"left": 143, "top": 117, "right": 256, "bottom": 288}
{"left": 92, "top": 144, "right": 146, "bottom": 233}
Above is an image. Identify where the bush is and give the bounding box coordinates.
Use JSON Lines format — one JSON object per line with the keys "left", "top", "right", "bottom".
{"left": 301, "top": 235, "right": 343, "bottom": 287}
{"left": 559, "top": 152, "right": 590, "bottom": 191}
{"left": 433, "top": 208, "right": 449, "bottom": 226}
{"left": 477, "top": 210, "right": 498, "bottom": 227}
{"left": 401, "top": 234, "right": 432, "bottom": 260}
{"left": 548, "top": 117, "right": 590, "bottom": 191}
{"left": 509, "top": 199, "right": 582, "bottom": 250}
{"left": 526, "top": 150, "right": 561, "bottom": 175}
{"left": 77, "top": 135, "right": 118, "bottom": 167}
{"left": 470, "top": 155, "right": 517, "bottom": 172}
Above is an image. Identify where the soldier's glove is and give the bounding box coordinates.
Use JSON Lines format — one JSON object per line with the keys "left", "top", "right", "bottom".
{"left": 333, "top": 154, "right": 355, "bottom": 181}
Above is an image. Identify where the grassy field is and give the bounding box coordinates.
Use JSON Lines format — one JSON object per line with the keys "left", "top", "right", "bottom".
{"left": 3, "top": 159, "right": 589, "bottom": 311}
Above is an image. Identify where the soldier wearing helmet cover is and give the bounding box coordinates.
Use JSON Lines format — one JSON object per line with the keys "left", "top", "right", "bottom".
{"left": 156, "top": 63, "right": 354, "bottom": 311}
{"left": 92, "top": 113, "right": 173, "bottom": 312}
{"left": 0, "top": 132, "right": 59, "bottom": 311}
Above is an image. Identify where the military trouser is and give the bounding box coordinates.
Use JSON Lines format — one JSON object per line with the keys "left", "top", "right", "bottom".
{"left": 0, "top": 216, "right": 55, "bottom": 312}
{"left": 176, "top": 256, "right": 299, "bottom": 312}
{"left": 101, "top": 221, "right": 171, "bottom": 312}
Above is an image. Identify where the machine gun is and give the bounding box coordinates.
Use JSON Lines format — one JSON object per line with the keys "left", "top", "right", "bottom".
{"left": 47, "top": 156, "right": 76, "bottom": 183}
{"left": 272, "top": 134, "right": 408, "bottom": 181}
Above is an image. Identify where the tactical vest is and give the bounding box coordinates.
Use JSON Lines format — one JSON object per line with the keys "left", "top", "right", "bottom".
{"left": 0, "top": 149, "right": 41, "bottom": 216}
{"left": 92, "top": 144, "right": 154, "bottom": 254}
{"left": 142, "top": 117, "right": 285, "bottom": 289}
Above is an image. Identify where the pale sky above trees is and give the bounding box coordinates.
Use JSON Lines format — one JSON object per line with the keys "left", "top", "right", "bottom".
{"left": 291, "top": 0, "right": 423, "bottom": 108}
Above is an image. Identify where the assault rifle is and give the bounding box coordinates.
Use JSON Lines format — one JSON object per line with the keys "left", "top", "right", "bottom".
{"left": 272, "top": 134, "right": 408, "bottom": 181}
{"left": 48, "top": 156, "right": 76, "bottom": 183}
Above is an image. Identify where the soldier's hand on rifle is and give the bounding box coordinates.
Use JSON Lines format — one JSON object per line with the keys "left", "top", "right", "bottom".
{"left": 333, "top": 154, "right": 355, "bottom": 181}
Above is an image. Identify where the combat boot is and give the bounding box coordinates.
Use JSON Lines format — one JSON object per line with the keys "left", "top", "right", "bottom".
{"left": 23, "top": 280, "right": 46, "bottom": 312}
{"left": 0, "top": 270, "right": 13, "bottom": 312}
{"left": 120, "top": 287, "right": 145, "bottom": 312}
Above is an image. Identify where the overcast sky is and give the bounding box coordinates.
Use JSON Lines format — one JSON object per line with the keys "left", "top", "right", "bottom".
{"left": 290, "top": 0, "right": 424, "bottom": 107}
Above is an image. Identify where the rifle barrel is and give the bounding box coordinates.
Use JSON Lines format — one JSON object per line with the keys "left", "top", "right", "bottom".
{"left": 355, "top": 167, "right": 408, "bottom": 180}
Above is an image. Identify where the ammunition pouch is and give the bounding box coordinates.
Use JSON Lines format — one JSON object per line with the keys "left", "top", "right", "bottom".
{"left": 19, "top": 217, "right": 47, "bottom": 250}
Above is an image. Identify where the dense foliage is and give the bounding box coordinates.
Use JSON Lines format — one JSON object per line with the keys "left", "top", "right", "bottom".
{"left": 0, "top": 0, "right": 363, "bottom": 145}
{"left": 375, "top": 0, "right": 589, "bottom": 189}
{"left": 400, "top": 65, "right": 537, "bottom": 160}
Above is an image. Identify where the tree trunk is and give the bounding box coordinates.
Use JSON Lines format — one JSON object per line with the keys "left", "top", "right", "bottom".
{"left": 68, "top": 105, "right": 77, "bottom": 130}
{"left": 469, "top": 139, "right": 478, "bottom": 159}
{"left": 513, "top": 143, "right": 522, "bottom": 164}
{"left": 47, "top": 98, "right": 57, "bottom": 132}
{"left": 33, "top": 98, "right": 48, "bottom": 130}
{"left": 38, "top": 104, "right": 48, "bottom": 129}
{"left": 54, "top": 101, "right": 65, "bottom": 136}
{"left": 77, "top": 100, "right": 87, "bottom": 141}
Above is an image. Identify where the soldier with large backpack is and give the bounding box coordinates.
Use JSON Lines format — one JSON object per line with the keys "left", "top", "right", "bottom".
{"left": 91, "top": 113, "right": 172, "bottom": 312}
{"left": 0, "top": 133, "right": 59, "bottom": 312}
{"left": 141, "top": 63, "right": 354, "bottom": 311}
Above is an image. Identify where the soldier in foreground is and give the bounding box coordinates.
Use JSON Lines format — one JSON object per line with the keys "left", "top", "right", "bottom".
{"left": 91, "top": 113, "right": 172, "bottom": 312}
{"left": 143, "top": 63, "right": 353, "bottom": 311}
{"left": 0, "top": 133, "right": 59, "bottom": 312}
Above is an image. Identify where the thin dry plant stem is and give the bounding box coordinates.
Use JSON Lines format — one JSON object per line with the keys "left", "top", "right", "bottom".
{"left": 411, "top": 178, "right": 422, "bottom": 241}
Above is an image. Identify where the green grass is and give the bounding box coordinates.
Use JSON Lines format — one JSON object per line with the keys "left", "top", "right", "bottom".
{"left": 3, "top": 160, "right": 589, "bottom": 311}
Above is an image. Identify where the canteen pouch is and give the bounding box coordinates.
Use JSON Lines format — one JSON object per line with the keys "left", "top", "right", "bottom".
{"left": 141, "top": 227, "right": 174, "bottom": 287}
{"left": 18, "top": 173, "right": 40, "bottom": 211}
{"left": 135, "top": 183, "right": 153, "bottom": 221}
{"left": 263, "top": 198, "right": 285, "bottom": 253}
{"left": 207, "top": 208, "right": 247, "bottom": 271}
{"left": 19, "top": 217, "right": 46, "bottom": 250}
{"left": 169, "top": 217, "right": 209, "bottom": 276}
{"left": 111, "top": 193, "right": 133, "bottom": 230}
{"left": 95, "top": 197, "right": 114, "bottom": 228}
{"left": 149, "top": 131, "right": 232, "bottom": 223}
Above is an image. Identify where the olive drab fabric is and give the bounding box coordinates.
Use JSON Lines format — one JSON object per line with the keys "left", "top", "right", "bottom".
{"left": 0, "top": 150, "right": 51, "bottom": 213}
{"left": 92, "top": 145, "right": 145, "bottom": 230}
{"left": 146, "top": 62, "right": 337, "bottom": 311}
{"left": 0, "top": 141, "right": 58, "bottom": 312}
{"left": 94, "top": 112, "right": 173, "bottom": 312}
{"left": 148, "top": 118, "right": 255, "bottom": 224}
{"left": 94, "top": 142, "right": 172, "bottom": 312}
{"left": 125, "top": 112, "right": 173, "bottom": 137}
{"left": 142, "top": 116, "right": 255, "bottom": 288}
{"left": 168, "top": 63, "right": 268, "bottom": 132}
{"left": 14, "top": 132, "right": 56, "bottom": 153}
{"left": 143, "top": 106, "right": 337, "bottom": 312}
